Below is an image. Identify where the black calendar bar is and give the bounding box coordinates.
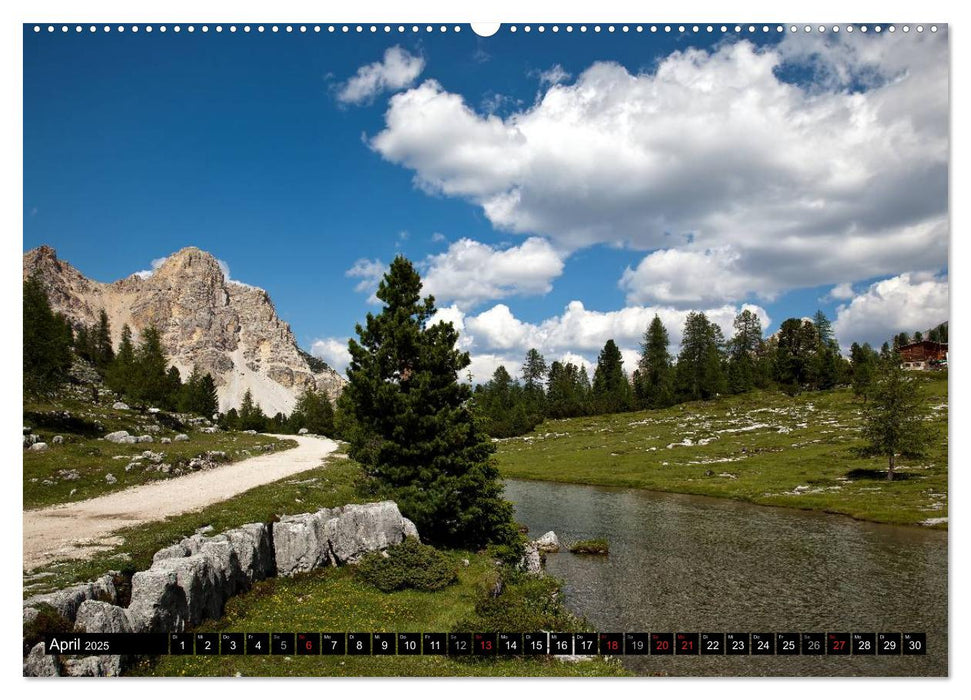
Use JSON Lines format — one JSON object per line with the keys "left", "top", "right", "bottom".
{"left": 41, "top": 632, "right": 927, "bottom": 656}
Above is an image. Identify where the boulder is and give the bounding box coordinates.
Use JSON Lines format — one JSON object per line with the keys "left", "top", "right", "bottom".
{"left": 52, "top": 435, "right": 64, "bottom": 445}
{"left": 126, "top": 569, "right": 189, "bottom": 633}
{"left": 136, "top": 435, "right": 153, "bottom": 443}
{"left": 130, "top": 522, "right": 274, "bottom": 631}
{"left": 104, "top": 430, "right": 131, "bottom": 443}
{"left": 174, "top": 433, "right": 189, "bottom": 442}
{"left": 273, "top": 509, "right": 332, "bottom": 575}
{"left": 23, "top": 642, "right": 59, "bottom": 677}
{"left": 520, "top": 542, "right": 543, "bottom": 576}
{"left": 112, "top": 402, "right": 130, "bottom": 410}
{"left": 160, "top": 437, "right": 172, "bottom": 444}
{"left": 297, "top": 428, "right": 309, "bottom": 435}
{"left": 29, "top": 442, "right": 49, "bottom": 452}
{"left": 23, "top": 433, "right": 39, "bottom": 448}
{"left": 74, "top": 600, "right": 132, "bottom": 634}
{"left": 105, "top": 474, "right": 117, "bottom": 485}
{"left": 62, "top": 655, "right": 123, "bottom": 677}
{"left": 147, "top": 407, "right": 160, "bottom": 414}
{"left": 534, "top": 531, "right": 561, "bottom": 553}
{"left": 274, "top": 501, "right": 420, "bottom": 575}
{"left": 23, "top": 573, "right": 117, "bottom": 625}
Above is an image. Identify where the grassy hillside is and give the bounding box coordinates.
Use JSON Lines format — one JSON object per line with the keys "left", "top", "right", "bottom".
{"left": 24, "top": 394, "right": 294, "bottom": 509}
{"left": 496, "top": 374, "right": 947, "bottom": 528}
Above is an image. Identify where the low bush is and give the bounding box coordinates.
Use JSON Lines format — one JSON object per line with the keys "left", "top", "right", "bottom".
{"left": 355, "top": 538, "right": 458, "bottom": 593}
{"left": 23, "top": 603, "right": 73, "bottom": 656}
{"left": 454, "top": 570, "right": 585, "bottom": 633}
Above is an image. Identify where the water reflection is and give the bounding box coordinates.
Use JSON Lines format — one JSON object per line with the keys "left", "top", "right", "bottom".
{"left": 505, "top": 479, "right": 947, "bottom": 677}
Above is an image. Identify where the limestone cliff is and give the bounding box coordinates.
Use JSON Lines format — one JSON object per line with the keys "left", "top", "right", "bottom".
{"left": 23, "top": 245, "right": 346, "bottom": 414}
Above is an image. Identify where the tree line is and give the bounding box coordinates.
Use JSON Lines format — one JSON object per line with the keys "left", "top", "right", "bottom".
{"left": 473, "top": 308, "right": 944, "bottom": 439}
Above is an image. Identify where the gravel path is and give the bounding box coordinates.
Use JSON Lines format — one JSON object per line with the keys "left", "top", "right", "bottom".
{"left": 23, "top": 434, "right": 337, "bottom": 571}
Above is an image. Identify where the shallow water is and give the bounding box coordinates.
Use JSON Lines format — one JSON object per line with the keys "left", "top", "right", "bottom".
{"left": 504, "top": 479, "right": 947, "bottom": 677}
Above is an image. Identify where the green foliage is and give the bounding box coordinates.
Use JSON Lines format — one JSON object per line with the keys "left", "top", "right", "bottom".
{"left": 238, "top": 389, "right": 268, "bottom": 431}
{"left": 861, "top": 358, "right": 933, "bottom": 480}
{"left": 568, "top": 538, "right": 609, "bottom": 555}
{"left": 474, "top": 366, "right": 541, "bottom": 438}
{"left": 106, "top": 324, "right": 135, "bottom": 395}
{"left": 773, "top": 318, "right": 817, "bottom": 393}
{"left": 675, "top": 312, "right": 726, "bottom": 401}
{"left": 23, "top": 603, "right": 72, "bottom": 656}
{"left": 849, "top": 342, "right": 879, "bottom": 400}
{"left": 355, "top": 538, "right": 458, "bottom": 592}
{"left": 342, "top": 256, "right": 518, "bottom": 549}
{"left": 726, "top": 309, "right": 765, "bottom": 394}
{"left": 633, "top": 315, "right": 675, "bottom": 409}
{"left": 288, "top": 387, "right": 335, "bottom": 436}
{"left": 546, "top": 361, "right": 591, "bottom": 419}
{"left": 453, "top": 570, "right": 585, "bottom": 634}
{"left": 23, "top": 275, "right": 73, "bottom": 393}
{"left": 180, "top": 365, "right": 219, "bottom": 417}
{"left": 591, "top": 339, "right": 632, "bottom": 414}
{"left": 520, "top": 348, "right": 548, "bottom": 419}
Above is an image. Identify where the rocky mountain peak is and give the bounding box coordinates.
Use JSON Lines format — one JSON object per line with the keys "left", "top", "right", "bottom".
{"left": 23, "top": 245, "right": 345, "bottom": 415}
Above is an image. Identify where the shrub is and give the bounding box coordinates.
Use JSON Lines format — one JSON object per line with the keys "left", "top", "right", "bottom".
{"left": 355, "top": 538, "right": 458, "bottom": 593}
{"left": 454, "top": 573, "right": 585, "bottom": 633}
{"left": 568, "top": 538, "right": 609, "bottom": 555}
{"left": 23, "top": 603, "right": 72, "bottom": 656}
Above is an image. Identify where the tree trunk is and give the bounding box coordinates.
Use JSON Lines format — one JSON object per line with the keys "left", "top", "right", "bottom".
{"left": 887, "top": 453, "right": 896, "bottom": 481}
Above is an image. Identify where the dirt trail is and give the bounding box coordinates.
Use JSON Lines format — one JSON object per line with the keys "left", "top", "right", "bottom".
{"left": 23, "top": 434, "right": 337, "bottom": 571}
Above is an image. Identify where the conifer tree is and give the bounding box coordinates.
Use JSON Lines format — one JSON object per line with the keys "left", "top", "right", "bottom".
{"left": 726, "top": 309, "right": 763, "bottom": 394}
{"left": 94, "top": 309, "right": 114, "bottom": 369}
{"left": 23, "top": 275, "right": 72, "bottom": 392}
{"left": 290, "top": 387, "right": 335, "bottom": 436}
{"left": 849, "top": 342, "right": 879, "bottom": 400}
{"left": 592, "top": 339, "right": 632, "bottom": 413}
{"left": 773, "top": 318, "right": 817, "bottom": 394}
{"left": 675, "top": 312, "right": 727, "bottom": 401}
{"left": 634, "top": 315, "right": 674, "bottom": 409}
{"left": 130, "top": 326, "right": 170, "bottom": 407}
{"left": 342, "top": 256, "right": 517, "bottom": 548}
{"left": 520, "top": 348, "right": 548, "bottom": 419}
{"left": 107, "top": 324, "right": 136, "bottom": 396}
{"left": 238, "top": 388, "right": 267, "bottom": 431}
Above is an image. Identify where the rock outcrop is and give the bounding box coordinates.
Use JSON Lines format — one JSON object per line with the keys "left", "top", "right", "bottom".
{"left": 274, "top": 501, "right": 419, "bottom": 575}
{"left": 23, "top": 502, "right": 418, "bottom": 677}
{"left": 23, "top": 245, "right": 346, "bottom": 415}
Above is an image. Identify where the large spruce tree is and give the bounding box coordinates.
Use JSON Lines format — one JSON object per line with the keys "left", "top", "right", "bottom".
{"left": 862, "top": 357, "right": 932, "bottom": 480}
{"left": 633, "top": 315, "right": 674, "bottom": 409}
{"left": 342, "top": 256, "right": 517, "bottom": 549}
{"left": 675, "top": 312, "right": 726, "bottom": 401}
{"left": 592, "top": 339, "right": 632, "bottom": 414}
{"left": 727, "top": 309, "right": 764, "bottom": 394}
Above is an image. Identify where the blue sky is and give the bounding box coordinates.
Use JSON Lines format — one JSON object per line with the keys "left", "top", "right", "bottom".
{"left": 24, "top": 24, "right": 949, "bottom": 380}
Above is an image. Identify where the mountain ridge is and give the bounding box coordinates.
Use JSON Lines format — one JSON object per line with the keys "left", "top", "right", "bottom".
{"left": 23, "top": 245, "right": 345, "bottom": 415}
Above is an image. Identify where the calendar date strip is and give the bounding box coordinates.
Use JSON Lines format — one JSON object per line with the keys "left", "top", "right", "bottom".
{"left": 44, "top": 631, "right": 927, "bottom": 656}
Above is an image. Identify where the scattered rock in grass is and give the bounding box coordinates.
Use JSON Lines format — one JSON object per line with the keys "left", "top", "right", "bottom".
{"left": 104, "top": 430, "right": 134, "bottom": 444}
{"left": 57, "top": 469, "right": 80, "bottom": 481}
{"left": 52, "top": 435, "right": 64, "bottom": 445}
{"left": 105, "top": 474, "right": 117, "bottom": 485}
{"left": 29, "top": 442, "right": 49, "bottom": 452}
{"left": 520, "top": 541, "right": 543, "bottom": 575}
{"left": 23, "top": 433, "right": 39, "bottom": 448}
{"left": 298, "top": 428, "right": 309, "bottom": 435}
{"left": 147, "top": 407, "right": 160, "bottom": 414}
{"left": 112, "top": 402, "right": 130, "bottom": 410}
{"left": 174, "top": 433, "right": 189, "bottom": 442}
{"left": 160, "top": 437, "right": 172, "bottom": 444}
{"left": 136, "top": 435, "right": 153, "bottom": 443}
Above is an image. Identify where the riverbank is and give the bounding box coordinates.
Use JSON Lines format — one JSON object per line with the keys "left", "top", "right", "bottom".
{"left": 495, "top": 377, "right": 947, "bottom": 529}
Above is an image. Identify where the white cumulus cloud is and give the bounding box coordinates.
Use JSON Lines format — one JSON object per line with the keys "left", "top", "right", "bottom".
{"left": 370, "top": 31, "right": 948, "bottom": 304}
{"left": 310, "top": 337, "right": 352, "bottom": 376}
{"left": 337, "top": 46, "right": 425, "bottom": 105}
{"left": 832, "top": 272, "right": 948, "bottom": 349}
{"left": 422, "top": 237, "right": 565, "bottom": 309}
